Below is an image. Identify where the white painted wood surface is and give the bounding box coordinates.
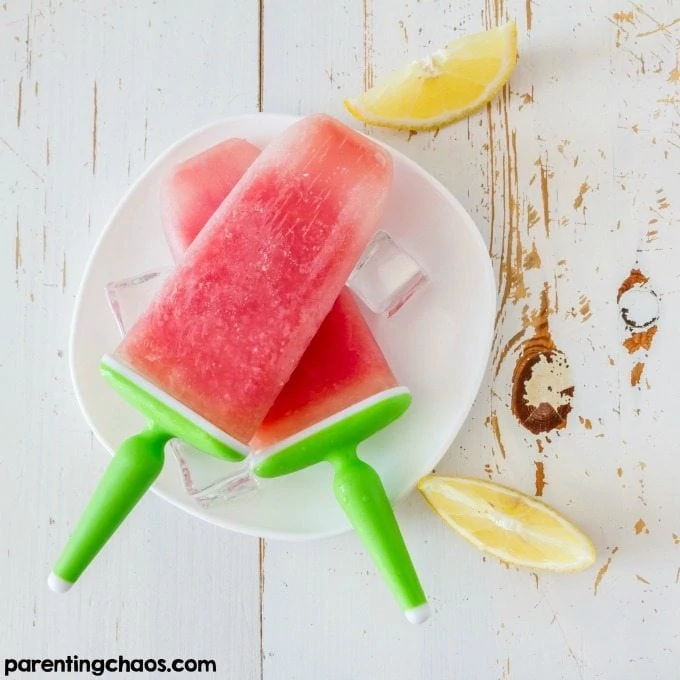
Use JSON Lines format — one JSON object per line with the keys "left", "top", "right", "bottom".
{"left": 2, "top": 1, "right": 679, "bottom": 678}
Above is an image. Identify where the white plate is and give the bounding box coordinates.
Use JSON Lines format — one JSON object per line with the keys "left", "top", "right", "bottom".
{"left": 70, "top": 113, "right": 495, "bottom": 541}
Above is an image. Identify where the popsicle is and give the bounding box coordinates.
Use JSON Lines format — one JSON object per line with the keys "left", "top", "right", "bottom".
{"left": 251, "top": 289, "right": 399, "bottom": 448}
{"left": 250, "top": 301, "right": 429, "bottom": 623}
{"left": 49, "top": 114, "right": 393, "bottom": 593}
{"left": 160, "top": 139, "right": 401, "bottom": 446}
{"left": 158, "top": 132, "right": 429, "bottom": 622}
{"left": 161, "top": 138, "right": 260, "bottom": 260}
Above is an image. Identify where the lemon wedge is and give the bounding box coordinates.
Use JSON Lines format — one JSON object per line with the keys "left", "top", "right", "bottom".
{"left": 345, "top": 21, "right": 518, "bottom": 130}
{"left": 418, "top": 476, "right": 596, "bottom": 571}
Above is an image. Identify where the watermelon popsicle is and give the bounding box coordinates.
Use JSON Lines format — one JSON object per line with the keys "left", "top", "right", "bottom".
{"left": 49, "top": 114, "right": 393, "bottom": 593}
{"left": 161, "top": 138, "right": 260, "bottom": 260}
{"left": 250, "top": 300, "right": 429, "bottom": 623}
{"left": 159, "top": 133, "right": 429, "bottom": 622}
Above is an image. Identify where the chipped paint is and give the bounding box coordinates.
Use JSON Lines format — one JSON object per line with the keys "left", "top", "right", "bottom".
{"left": 527, "top": 203, "right": 540, "bottom": 229}
{"left": 15, "top": 216, "right": 22, "bottom": 273}
{"left": 612, "top": 11, "right": 635, "bottom": 24}
{"left": 494, "top": 329, "right": 525, "bottom": 378}
{"left": 594, "top": 558, "right": 612, "bottom": 596}
{"left": 578, "top": 416, "right": 593, "bottom": 430}
{"left": 525, "top": 0, "right": 532, "bottom": 31}
{"left": 635, "top": 574, "right": 650, "bottom": 584}
{"left": 521, "top": 353, "right": 572, "bottom": 418}
{"left": 534, "top": 461, "right": 545, "bottom": 496}
{"left": 143, "top": 113, "right": 149, "bottom": 160}
{"left": 16, "top": 77, "right": 22, "bottom": 128}
{"left": 486, "top": 411, "right": 507, "bottom": 459}
{"left": 577, "top": 294, "right": 592, "bottom": 322}
{"left": 637, "top": 16, "right": 680, "bottom": 38}
{"left": 92, "top": 81, "right": 98, "bottom": 175}
{"left": 536, "top": 156, "right": 550, "bottom": 237}
{"left": 630, "top": 361, "right": 644, "bottom": 386}
{"left": 362, "top": 0, "right": 374, "bottom": 90}
{"left": 512, "top": 285, "right": 574, "bottom": 435}
{"left": 618, "top": 269, "right": 659, "bottom": 360}
{"left": 634, "top": 518, "right": 649, "bottom": 535}
{"left": 61, "top": 253, "right": 67, "bottom": 292}
{"left": 623, "top": 326, "right": 657, "bottom": 353}
{"left": 523, "top": 242, "right": 541, "bottom": 269}
{"left": 492, "top": 89, "right": 529, "bottom": 331}
{"left": 617, "top": 467, "right": 623, "bottom": 477}
{"left": 594, "top": 547, "right": 619, "bottom": 595}
{"left": 398, "top": 19, "right": 408, "bottom": 43}
{"left": 519, "top": 86, "right": 534, "bottom": 109}
{"left": 258, "top": 538, "right": 265, "bottom": 679}
{"left": 486, "top": 104, "right": 497, "bottom": 255}
{"left": 572, "top": 181, "right": 590, "bottom": 210}
{"left": 617, "top": 269, "right": 649, "bottom": 302}
{"left": 556, "top": 139, "right": 570, "bottom": 156}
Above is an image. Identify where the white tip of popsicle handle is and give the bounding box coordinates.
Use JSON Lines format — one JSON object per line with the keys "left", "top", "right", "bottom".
{"left": 405, "top": 602, "right": 431, "bottom": 625}
{"left": 47, "top": 571, "right": 73, "bottom": 594}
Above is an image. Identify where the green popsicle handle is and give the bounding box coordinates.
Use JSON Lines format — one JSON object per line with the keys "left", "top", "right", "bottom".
{"left": 48, "top": 427, "right": 170, "bottom": 592}
{"left": 329, "top": 448, "right": 430, "bottom": 624}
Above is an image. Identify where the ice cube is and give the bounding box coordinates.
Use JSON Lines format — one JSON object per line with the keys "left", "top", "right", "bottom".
{"left": 349, "top": 231, "right": 428, "bottom": 317}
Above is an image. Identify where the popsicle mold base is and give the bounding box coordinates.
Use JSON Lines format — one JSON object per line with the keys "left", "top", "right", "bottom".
{"left": 252, "top": 387, "right": 412, "bottom": 476}
{"left": 100, "top": 355, "right": 249, "bottom": 462}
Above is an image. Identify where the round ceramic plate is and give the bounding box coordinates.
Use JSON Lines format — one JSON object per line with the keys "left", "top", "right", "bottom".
{"left": 70, "top": 113, "right": 495, "bottom": 540}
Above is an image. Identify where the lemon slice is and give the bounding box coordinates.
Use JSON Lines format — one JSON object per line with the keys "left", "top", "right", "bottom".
{"left": 418, "top": 476, "right": 596, "bottom": 571}
{"left": 345, "top": 21, "right": 518, "bottom": 130}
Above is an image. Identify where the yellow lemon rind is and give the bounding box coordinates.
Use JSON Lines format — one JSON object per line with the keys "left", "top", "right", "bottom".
{"left": 344, "top": 21, "right": 518, "bottom": 132}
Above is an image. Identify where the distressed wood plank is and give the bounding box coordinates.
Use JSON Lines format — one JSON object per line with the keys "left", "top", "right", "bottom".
{"left": 260, "top": 1, "right": 680, "bottom": 679}
{"left": 0, "top": 2, "right": 261, "bottom": 677}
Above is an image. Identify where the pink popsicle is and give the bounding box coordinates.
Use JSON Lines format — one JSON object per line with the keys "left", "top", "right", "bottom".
{"left": 251, "top": 289, "right": 397, "bottom": 449}
{"left": 161, "top": 139, "right": 260, "bottom": 260}
{"left": 160, "top": 133, "right": 398, "bottom": 451}
{"left": 118, "top": 114, "right": 393, "bottom": 444}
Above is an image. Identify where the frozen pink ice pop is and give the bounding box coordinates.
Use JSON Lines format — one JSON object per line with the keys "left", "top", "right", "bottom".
{"left": 159, "top": 131, "right": 398, "bottom": 451}
{"left": 251, "top": 288, "right": 397, "bottom": 449}
{"left": 120, "top": 118, "right": 425, "bottom": 620}
{"left": 161, "top": 139, "right": 260, "bottom": 260}
{"left": 119, "top": 114, "right": 393, "bottom": 444}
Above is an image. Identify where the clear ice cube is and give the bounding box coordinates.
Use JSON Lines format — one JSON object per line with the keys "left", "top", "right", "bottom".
{"left": 106, "top": 269, "right": 172, "bottom": 335}
{"left": 349, "top": 232, "right": 428, "bottom": 317}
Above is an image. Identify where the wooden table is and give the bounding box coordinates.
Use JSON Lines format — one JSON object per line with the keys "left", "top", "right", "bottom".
{"left": 2, "top": 1, "right": 678, "bottom": 678}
